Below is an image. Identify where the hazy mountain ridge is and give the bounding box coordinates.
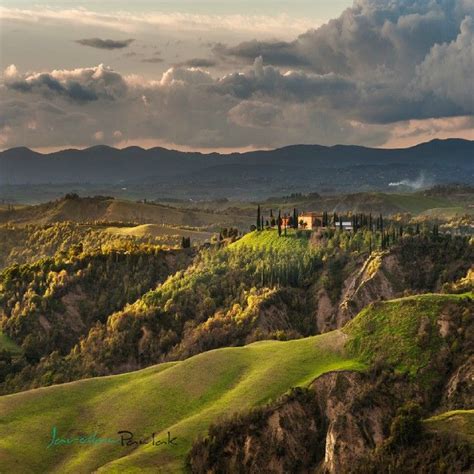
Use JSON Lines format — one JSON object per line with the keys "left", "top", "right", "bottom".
{"left": 1, "top": 140, "right": 473, "bottom": 198}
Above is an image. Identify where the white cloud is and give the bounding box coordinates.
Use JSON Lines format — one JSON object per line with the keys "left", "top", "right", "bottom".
{"left": 3, "top": 64, "right": 18, "bottom": 79}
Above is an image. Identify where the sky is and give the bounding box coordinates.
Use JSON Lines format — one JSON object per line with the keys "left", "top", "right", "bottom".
{"left": 1, "top": 0, "right": 473, "bottom": 152}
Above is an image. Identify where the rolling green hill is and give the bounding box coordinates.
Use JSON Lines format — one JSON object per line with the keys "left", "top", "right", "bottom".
{"left": 231, "top": 228, "right": 311, "bottom": 252}
{"left": 1, "top": 292, "right": 471, "bottom": 472}
{"left": 104, "top": 224, "right": 216, "bottom": 244}
{"left": 0, "top": 331, "right": 362, "bottom": 473}
{"left": 0, "top": 196, "right": 250, "bottom": 230}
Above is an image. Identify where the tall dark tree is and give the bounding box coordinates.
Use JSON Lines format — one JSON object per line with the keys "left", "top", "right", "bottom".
{"left": 293, "top": 208, "right": 298, "bottom": 229}
{"left": 278, "top": 210, "right": 282, "bottom": 237}
{"left": 257, "top": 205, "right": 261, "bottom": 231}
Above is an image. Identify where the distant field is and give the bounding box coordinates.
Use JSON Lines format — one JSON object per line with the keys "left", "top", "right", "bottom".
{"left": 382, "top": 193, "right": 457, "bottom": 214}
{"left": 0, "top": 197, "right": 252, "bottom": 230}
{"left": 0, "top": 331, "right": 21, "bottom": 355}
{"left": 0, "top": 331, "right": 362, "bottom": 473}
{"left": 104, "top": 224, "right": 216, "bottom": 243}
{"left": 231, "top": 228, "right": 311, "bottom": 251}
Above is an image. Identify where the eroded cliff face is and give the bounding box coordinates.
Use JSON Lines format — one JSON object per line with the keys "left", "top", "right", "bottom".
{"left": 314, "top": 251, "right": 404, "bottom": 333}
{"left": 187, "top": 370, "right": 407, "bottom": 474}
{"left": 188, "top": 366, "right": 472, "bottom": 474}
{"left": 187, "top": 296, "right": 474, "bottom": 473}
{"left": 312, "top": 246, "right": 473, "bottom": 334}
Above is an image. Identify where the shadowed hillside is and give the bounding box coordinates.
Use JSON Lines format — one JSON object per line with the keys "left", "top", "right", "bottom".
{"left": 2, "top": 140, "right": 474, "bottom": 200}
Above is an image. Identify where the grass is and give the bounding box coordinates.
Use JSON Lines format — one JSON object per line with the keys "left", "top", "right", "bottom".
{"left": 1, "top": 292, "right": 470, "bottom": 472}
{"left": 383, "top": 193, "right": 457, "bottom": 214}
{"left": 0, "top": 330, "right": 363, "bottom": 473}
{"left": 0, "top": 331, "right": 21, "bottom": 355}
{"left": 231, "top": 228, "right": 311, "bottom": 252}
{"left": 425, "top": 410, "right": 474, "bottom": 444}
{"left": 105, "top": 224, "right": 215, "bottom": 243}
{"left": 344, "top": 293, "right": 473, "bottom": 380}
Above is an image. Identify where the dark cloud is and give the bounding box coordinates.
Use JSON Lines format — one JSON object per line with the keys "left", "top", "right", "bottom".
{"left": 5, "top": 65, "right": 127, "bottom": 103}
{"left": 76, "top": 38, "right": 135, "bottom": 50}
{"left": 215, "top": 0, "right": 472, "bottom": 78}
{"left": 176, "top": 58, "right": 217, "bottom": 68}
{"left": 8, "top": 74, "right": 98, "bottom": 102}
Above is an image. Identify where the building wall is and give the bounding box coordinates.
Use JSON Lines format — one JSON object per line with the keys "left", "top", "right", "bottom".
{"left": 299, "top": 215, "right": 323, "bottom": 229}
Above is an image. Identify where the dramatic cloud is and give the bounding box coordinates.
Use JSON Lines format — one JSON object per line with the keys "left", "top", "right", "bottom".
{"left": 415, "top": 16, "right": 474, "bottom": 112}
{"left": 1, "top": 0, "right": 473, "bottom": 150}
{"left": 76, "top": 38, "right": 135, "bottom": 50}
{"left": 4, "top": 65, "right": 128, "bottom": 103}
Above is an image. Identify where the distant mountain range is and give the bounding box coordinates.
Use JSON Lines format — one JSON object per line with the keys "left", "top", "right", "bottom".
{"left": 1, "top": 139, "right": 473, "bottom": 199}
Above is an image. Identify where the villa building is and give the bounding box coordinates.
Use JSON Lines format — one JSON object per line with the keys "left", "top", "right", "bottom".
{"left": 299, "top": 212, "right": 324, "bottom": 229}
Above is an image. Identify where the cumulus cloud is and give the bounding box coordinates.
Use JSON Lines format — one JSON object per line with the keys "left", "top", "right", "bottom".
{"left": 414, "top": 16, "right": 474, "bottom": 112}
{"left": 4, "top": 64, "right": 128, "bottom": 103}
{"left": 76, "top": 38, "right": 135, "bottom": 50}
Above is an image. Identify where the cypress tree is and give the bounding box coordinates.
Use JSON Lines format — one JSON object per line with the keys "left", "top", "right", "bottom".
{"left": 278, "top": 210, "right": 282, "bottom": 237}
{"left": 257, "top": 205, "right": 261, "bottom": 231}
{"left": 293, "top": 208, "right": 298, "bottom": 229}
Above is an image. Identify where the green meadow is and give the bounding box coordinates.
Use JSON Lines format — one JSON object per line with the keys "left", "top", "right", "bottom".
{"left": 231, "top": 228, "right": 311, "bottom": 252}
{"left": 0, "top": 331, "right": 362, "bottom": 473}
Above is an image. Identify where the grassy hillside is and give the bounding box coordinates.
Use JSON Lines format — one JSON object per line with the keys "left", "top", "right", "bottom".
{"left": 425, "top": 410, "right": 474, "bottom": 444}
{"left": 382, "top": 193, "right": 457, "bottom": 214}
{"left": 345, "top": 293, "right": 473, "bottom": 383}
{"left": 1, "top": 292, "right": 472, "bottom": 472}
{"left": 0, "top": 331, "right": 362, "bottom": 473}
{"left": 231, "top": 229, "right": 311, "bottom": 251}
{"left": 104, "top": 224, "right": 215, "bottom": 244}
{"left": 0, "top": 196, "right": 250, "bottom": 230}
